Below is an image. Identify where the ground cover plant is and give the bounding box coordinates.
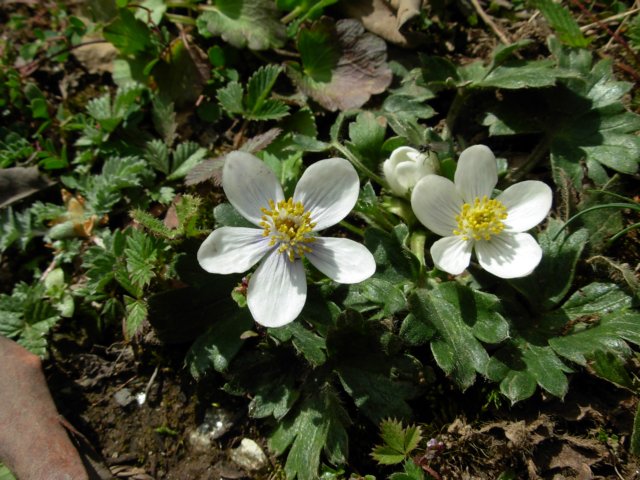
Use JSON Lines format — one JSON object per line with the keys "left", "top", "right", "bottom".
{"left": 1, "top": 0, "right": 640, "bottom": 478}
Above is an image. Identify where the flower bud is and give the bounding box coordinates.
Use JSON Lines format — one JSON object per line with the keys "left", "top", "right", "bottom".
{"left": 382, "top": 146, "right": 437, "bottom": 197}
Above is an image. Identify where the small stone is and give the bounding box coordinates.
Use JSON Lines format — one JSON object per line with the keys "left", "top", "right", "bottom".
{"left": 188, "top": 407, "right": 235, "bottom": 450}
{"left": 114, "top": 388, "right": 135, "bottom": 407}
{"left": 229, "top": 438, "right": 268, "bottom": 472}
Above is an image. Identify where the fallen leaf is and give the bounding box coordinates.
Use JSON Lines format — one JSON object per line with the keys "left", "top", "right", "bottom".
{"left": 0, "top": 167, "right": 54, "bottom": 208}
{"left": 340, "top": 0, "right": 426, "bottom": 48}
{"left": 286, "top": 18, "right": 392, "bottom": 112}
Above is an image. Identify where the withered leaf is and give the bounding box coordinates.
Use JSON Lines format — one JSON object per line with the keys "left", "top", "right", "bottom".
{"left": 286, "top": 18, "right": 392, "bottom": 112}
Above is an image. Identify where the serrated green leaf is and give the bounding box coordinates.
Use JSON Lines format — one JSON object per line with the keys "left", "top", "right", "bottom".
{"left": 371, "top": 445, "right": 406, "bottom": 465}
{"left": 168, "top": 142, "right": 207, "bottom": 180}
{"left": 246, "top": 64, "right": 282, "bottom": 114}
{"left": 510, "top": 219, "right": 588, "bottom": 311}
{"left": 297, "top": 19, "right": 340, "bottom": 82}
{"left": 187, "top": 310, "right": 253, "bottom": 377}
{"left": 274, "top": 322, "right": 327, "bottom": 366}
{"left": 103, "top": 8, "right": 154, "bottom": 55}
{"left": 590, "top": 350, "right": 634, "bottom": 389}
{"left": 364, "top": 227, "right": 420, "bottom": 284}
{"left": 471, "top": 59, "right": 575, "bottom": 89}
{"left": 249, "top": 98, "right": 290, "bottom": 120}
{"left": 217, "top": 81, "right": 245, "bottom": 115}
{"left": 214, "top": 202, "right": 254, "bottom": 228}
{"left": 347, "top": 111, "right": 386, "bottom": 173}
{"left": 270, "top": 386, "right": 350, "bottom": 480}
{"left": 124, "top": 296, "right": 147, "bottom": 339}
{"left": 389, "top": 460, "right": 425, "bottom": 480}
{"left": 409, "top": 284, "right": 507, "bottom": 389}
{"left": 124, "top": 229, "right": 159, "bottom": 289}
{"left": 532, "top": 0, "right": 591, "bottom": 48}
{"left": 486, "top": 339, "right": 571, "bottom": 403}
{"left": 550, "top": 311, "right": 640, "bottom": 365}
{"left": 343, "top": 277, "right": 406, "bottom": 317}
{"left": 145, "top": 139, "right": 170, "bottom": 174}
{"left": 196, "top": 0, "right": 286, "bottom": 50}
{"left": 152, "top": 96, "right": 177, "bottom": 146}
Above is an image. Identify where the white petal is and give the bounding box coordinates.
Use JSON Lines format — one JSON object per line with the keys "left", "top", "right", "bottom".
{"left": 454, "top": 145, "right": 498, "bottom": 202}
{"left": 475, "top": 232, "right": 542, "bottom": 279}
{"left": 223, "top": 151, "right": 284, "bottom": 226}
{"left": 247, "top": 251, "right": 307, "bottom": 327}
{"left": 430, "top": 236, "right": 473, "bottom": 275}
{"left": 197, "top": 227, "right": 270, "bottom": 274}
{"left": 293, "top": 158, "right": 359, "bottom": 231}
{"left": 497, "top": 180, "right": 553, "bottom": 232}
{"left": 306, "top": 237, "right": 376, "bottom": 284}
{"left": 411, "top": 175, "right": 463, "bottom": 237}
{"left": 383, "top": 158, "right": 407, "bottom": 196}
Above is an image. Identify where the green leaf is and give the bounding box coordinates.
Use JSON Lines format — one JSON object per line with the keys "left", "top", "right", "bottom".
{"left": 531, "top": 0, "right": 591, "bottom": 48}
{"left": 364, "top": 226, "right": 420, "bottom": 284}
{"left": 347, "top": 111, "right": 387, "bottom": 173}
{"left": 274, "top": 322, "right": 327, "bottom": 366}
{"left": 103, "top": 8, "right": 154, "bottom": 55}
{"left": 486, "top": 339, "right": 571, "bottom": 403}
{"left": 124, "top": 296, "right": 147, "bottom": 339}
{"left": 187, "top": 310, "right": 254, "bottom": 377}
{"left": 389, "top": 460, "right": 425, "bottom": 480}
{"left": 297, "top": 19, "right": 340, "bottom": 82}
{"left": 328, "top": 312, "right": 416, "bottom": 422}
{"left": 509, "top": 219, "right": 588, "bottom": 311}
{"left": 145, "top": 139, "right": 170, "bottom": 174}
{"left": 631, "top": 400, "right": 640, "bottom": 456}
{"left": 270, "top": 386, "right": 350, "bottom": 480}
{"left": 246, "top": 64, "right": 282, "bottom": 114}
{"left": 214, "top": 202, "right": 254, "bottom": 228}
{"left": 550, "top": 310, "right": 640, "bottom": 366}
{"left": 0, "top": 463, "right": 16, "bottom": 480}
{"left": 469, "top": 58, "right": 575, "bottom": 89}
{"left": 343, "top": 278, "right": 406, "bottom": 317}
{"left": 151, "top": 96, "right": 177, "bottom": 146}
{"left": 196, "top": 0, "right": 286, "bottom": 50}
{"left": 168, "top": 141, "right": 207, "bottom": 180}
{"left": 590, "top": 350, "right": 634, "bottom": 389}
{"left": 217, "top": 81, "right": 245, "bottom": 115}
{"left": 124, "top": 229, "right": 160, "bottom": 290}
{"left": 371, "top": 419, "right": 423, "bottom": 465}
{"left": 409, "top": 284, "right": 509, "bottom": 390}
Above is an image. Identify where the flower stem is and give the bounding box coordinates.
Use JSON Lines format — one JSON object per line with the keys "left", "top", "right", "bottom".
{"left": 410, "top": 229, "right": 427, "bottom": 266}
{"left": 165, "top": 13, "right": 196, "bottom": 25}
{"left": 339, "top": 220, "right": 365, "bottom": 238}
{"left": 509, "top": 135, "right": 551, "bottom": 183}
{"left": 331, "top": 142, "right": 387, "bottom": 187}
{"left": 445, "top": 89, "right": 469, "bottom": 134}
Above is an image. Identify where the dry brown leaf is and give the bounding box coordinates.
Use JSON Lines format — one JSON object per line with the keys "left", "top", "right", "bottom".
{"left": 340, "top": 0, "right": 426, "bottom": 48}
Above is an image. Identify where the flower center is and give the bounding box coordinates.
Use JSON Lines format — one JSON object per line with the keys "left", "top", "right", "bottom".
{"left": 260, "top": 198, "right": 316, "bottom": 261}
{"left": 453, "top": 196, "right": 508, "bottom": 241}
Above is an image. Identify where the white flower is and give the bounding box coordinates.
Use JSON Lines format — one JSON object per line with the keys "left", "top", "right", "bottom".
{"left": 383, "top": 146, "right": 437, "bottom": 197}
{"left": 410, "top": 145, "right": 552, "bottom": 279}
{"left": 197, "top": 151, "right": 376, "bottom": 327}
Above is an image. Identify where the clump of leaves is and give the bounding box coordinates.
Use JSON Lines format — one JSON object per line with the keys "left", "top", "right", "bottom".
{"left": 371, "top": 418, "right": 423, "bottom": 465}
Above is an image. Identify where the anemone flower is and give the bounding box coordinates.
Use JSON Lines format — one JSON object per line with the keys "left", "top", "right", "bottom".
{"left": 197, "top": 151, "right": 376, "bottom": 327}
{"left": 410, "top": 145, "right": 552, "bottom": 279}
{"left": 382, "top": 146, "right": 437, "bottom": 198}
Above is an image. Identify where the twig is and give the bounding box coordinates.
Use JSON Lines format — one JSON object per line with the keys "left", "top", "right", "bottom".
{"left": 580, "top": 6, "right": 640, "bottom": 32}
{"left": 469, "top": 0, "right": 511, "bottom": 45}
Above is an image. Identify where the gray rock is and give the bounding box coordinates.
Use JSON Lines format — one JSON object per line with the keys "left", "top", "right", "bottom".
{"left": 229, "top": 438, "right": 268, "bottom": 472}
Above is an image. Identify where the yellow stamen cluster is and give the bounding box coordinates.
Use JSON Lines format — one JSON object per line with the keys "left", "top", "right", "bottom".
{"left": 260, "top": 198, "right": 316, "bottom": 262}
{"left": 454, "top": 196, "right": 508, "bottom": 241}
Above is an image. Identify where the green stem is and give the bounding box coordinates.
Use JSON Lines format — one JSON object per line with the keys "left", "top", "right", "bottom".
{"left": 552, "top": 203, "right": 639, "bottom": 240}
{"left": 281, "top": 5, "right": 304, "bottom": 24}
{"left": 339, "top": 220, "right": 365, "bottom": 238}
{"left": 331, "top": 142, "right": 387, "bottom": 187}
{"left": 165, "top": 13, "right": 196, "bottom": 25}
{"left": 608, "top": 221, "right": 640, "bottom": 245}
{"left": 509, "top": 135, "right": 551, "bottom": 183}
{"left": 445, "top": 89, "right": 468, "bottom": 134}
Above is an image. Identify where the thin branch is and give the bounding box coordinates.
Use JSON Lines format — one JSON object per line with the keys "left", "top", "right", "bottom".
{"left": 469, "top": 0, "right": 511, "bottom": 45}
